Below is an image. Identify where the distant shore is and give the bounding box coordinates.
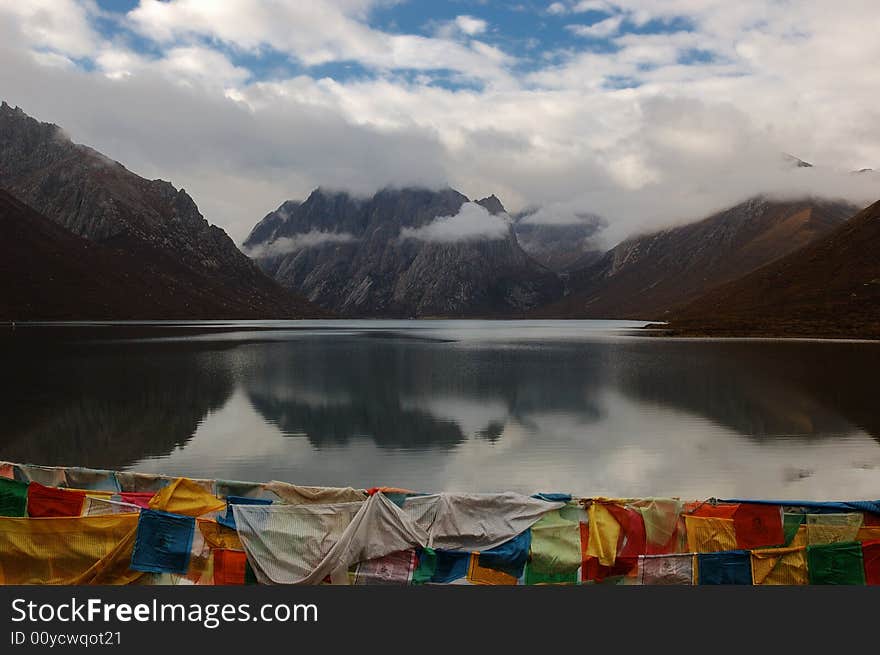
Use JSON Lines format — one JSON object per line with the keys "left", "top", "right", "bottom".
{"left": 644, "top": 322, "right": 880, "bottom": 341}
{"left": 4, "top": 318, "right": 880, "bottom": 343}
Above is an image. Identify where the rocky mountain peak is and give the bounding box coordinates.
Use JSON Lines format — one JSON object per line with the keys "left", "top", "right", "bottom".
{"left": 475, "top": 194, "right": 507, "bottom": 215}
{"left": 244, "top": 185, "right": 561, "bottom": 316}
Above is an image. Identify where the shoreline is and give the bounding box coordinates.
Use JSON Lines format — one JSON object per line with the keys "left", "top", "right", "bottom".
{"left": 3, "top": 319, "right": 880, "bottom": 344}
{"left": 643, "top": 323, "right": 880, "bottom": 342}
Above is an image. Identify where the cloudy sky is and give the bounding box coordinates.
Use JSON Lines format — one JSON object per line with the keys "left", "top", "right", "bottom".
{"left": 1, "top": 0, "right": 879, "bottom": 246}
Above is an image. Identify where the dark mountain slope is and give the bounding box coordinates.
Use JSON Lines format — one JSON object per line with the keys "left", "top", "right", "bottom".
{"left": 0, "top": 101, "right": 321, "bottom": 319}
{"left": 666, "top": 199, "right": 880, "bottom": 338}
{"left": 0, "top": 189, "right": 321, "bottom": 320}
{"left": 535, "top": 196, "right": 856, "bottom": 319}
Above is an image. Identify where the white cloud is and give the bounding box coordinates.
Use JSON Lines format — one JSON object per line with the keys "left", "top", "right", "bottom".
{"left": 549, "top": 0, "right": 617, "bottom": 14}
{"left": 520, "top": 207, "right": 602, "bottom": 226}
{"left": 0, "top": 0, "right": 101, "bottom": 58}
{"left": 1, "top": 0, "right": 879, "bottom": 249}
{"left": 455, "top": 15, "right": 487, "bottom": 36}
{"left": 245, "top": 230, "right": 357, "bottom": 257}
{"left": 400, "top": 202, "right": 510, "bottom": 243}
{"left": 566, "top": 16, "right": 623, "bottom": 38}
{"left": 572, "top": 1, "right": 616, "bottom": 12}
{"left": 125, "top": 0, "right": 512, "bottom": 84}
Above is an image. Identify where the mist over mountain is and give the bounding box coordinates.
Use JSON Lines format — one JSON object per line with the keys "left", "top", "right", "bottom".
{"left": 533, "top": 196, "right": 859, "bottom": 320}
{"left": 512, "top": 209, "right": 606, "bottom": 273}
{"left": 243, "top": 187, "right": 562, "bottom": 317}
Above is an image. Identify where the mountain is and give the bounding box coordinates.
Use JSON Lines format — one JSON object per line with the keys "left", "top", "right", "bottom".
{"left": 665, "top": 199, "right": 880, "bottom": 338}
{"left": 474, "top": 194, "right": 506, "bottom": 216}
{"left": 0, "top": 188, "right": 314, "bottom": 320}
{"left": 534, "top": 196, "right": 857, "bottom": 320}
{"left": 512, "top": 211, "right": 605, "bottom": 273}
{"left": 0, "top": 101, "right": 320, "bottom": 319}
{"left": 475, "top": 196, "right": 604, "bottom": 272}
{"left": 243, "top": 187, "right": 563, "bottom": 317}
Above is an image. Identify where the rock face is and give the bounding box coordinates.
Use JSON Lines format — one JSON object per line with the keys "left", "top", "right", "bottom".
{"left": 0, "top": 188, "right": 313, "bottom": 320}
{"left": 668, "top": 198, "right": 880, "bottom": 338}
{"left": 243, "top": 187, "right": 563, "bottom": 317}
{"left": 0, "top": 102, "right": 320, "bottom": 319}
{"left": 536, "top": 196, "right": 857, "bottom": 320}
{"left": 512, "top": 212, "right": 605, "bottom": 273}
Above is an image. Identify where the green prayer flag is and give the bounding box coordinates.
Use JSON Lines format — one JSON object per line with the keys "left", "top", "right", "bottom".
{"left": 412, "top": 548, "right": 436, "bottom": 585}
{"left": 807, "top": 541, "right": 865, "bottom": 585}
{"left": 0, "top": 477, "right": 28, "bottom": 517}
{"left": 525, "top": 561, "right": 578, "bottom": 585}
{"left": 782, "top": 513, "right": 805, "bottom": 546}
{"left": 528, "top": 510, "right": 582, "bottom": 574}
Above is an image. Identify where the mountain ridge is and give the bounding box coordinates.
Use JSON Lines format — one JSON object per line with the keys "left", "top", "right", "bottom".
{"left": 0, "top": 101, "right": 323, "bottom": 319}
{"left": 244, "top": 186, "right": 563, "bottom": 317}
{"left": 532, "top": 195, "right": 858, "bottom": 319}
{"left": 664, "top": 198, "right": 880, "bottom": 338}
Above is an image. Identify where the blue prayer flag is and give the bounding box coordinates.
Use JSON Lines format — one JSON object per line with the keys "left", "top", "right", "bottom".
{"left": 478, "top": 530, "right": 531, "bottom": 578}
{"left": 697, "top": 550, "right": 752, "bottom": 585}
{"left": 131, "top": 509, "right": 196, "bottom": 575}
{"left": 431, "top": 550, "right": 470, "bottom": 583}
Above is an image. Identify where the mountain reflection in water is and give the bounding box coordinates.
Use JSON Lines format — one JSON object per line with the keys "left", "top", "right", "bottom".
{"left": 2, "top": 320, "right": 879, "bottom": 498}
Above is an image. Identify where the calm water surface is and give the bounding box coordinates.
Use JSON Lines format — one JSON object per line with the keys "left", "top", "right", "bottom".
{"left": 2, "top": 320, "right": 880, "bottom": 499}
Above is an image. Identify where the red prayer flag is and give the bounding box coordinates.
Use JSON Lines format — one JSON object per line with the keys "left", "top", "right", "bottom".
{"left": 733, "top": 503, "right": 785, "bottom": 549}
{"left": 26, "top": 482, "right": 85, "bottom": 517}
{"left": 119, "top": 492, "right": 156, "bottom": 508}
{"left": 862, "top": 513, "right": 880, "bottom": 527}
{"left": 862, "top": 540, "right": 880, "bottom": 586}
{"left": 604, "top": 504, "right": 647, "bottom": 559}
{"left": 579, "top": 521, "right": 637, "bottom": 582}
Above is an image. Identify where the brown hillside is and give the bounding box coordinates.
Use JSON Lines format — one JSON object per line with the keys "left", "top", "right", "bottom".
{"left": 666, "top": 199, "right": 880, "bottom": 338}
{"left": 534, "top": 197, "right": 856, "bottom": 319}
{"left": 0, "top": 189, "right": 322, "bottom": 320}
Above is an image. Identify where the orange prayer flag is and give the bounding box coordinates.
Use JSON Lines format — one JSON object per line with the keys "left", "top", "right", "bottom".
{"left": 684, "top": 502, "right": 739, "bottom": 519}
{"left": 213, "top": 549, "right": 248, "bottom": 585}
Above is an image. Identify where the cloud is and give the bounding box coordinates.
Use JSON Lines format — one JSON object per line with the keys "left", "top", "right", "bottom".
{"left": 1, "top": 0, "right": 879, "bottom": 250}
{"left": 455, "top": 15, "right": 488, "bottom": 36}
{"left": 520, "top": 207, "right": 604, "bottom": 227}
{"left": 399, "top": 202, "right": 510, "bottom": 243}
{"left": 245, "top": 230, "right": 357, "bottom": 257}
{"left": 0, "top": 0, "right": 101, "bottom": 58}
{"left": 572, "top": 1, "right": 617, "bottom": 12}
{"left": 125, "top": 0, "right": 512, "bottom": 84}
{"left": 548, "top": 0, "right": 616, "bottom": 15}
{"left": 566, "top": 16, "right": 623, "bottom": 38}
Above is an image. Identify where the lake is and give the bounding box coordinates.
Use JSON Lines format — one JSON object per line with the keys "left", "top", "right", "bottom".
{"left": 2, "top": 320, "right": 879, "bottom": 500}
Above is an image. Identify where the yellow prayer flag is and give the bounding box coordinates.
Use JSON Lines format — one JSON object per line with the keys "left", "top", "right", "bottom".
{"left": 148, "top": 478, "right": 225, "bottom": 517}
{"left": 684, "top": 516, "right": 737, "bottom": 553}
{"left": 587, "top": 503, "right": 621, "bottom": 567}
{"left": 0, "top": 515, "right": 139, "bottom": 585}
{"left": 751, "top": 546, "right": 808, "bottom": 585}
